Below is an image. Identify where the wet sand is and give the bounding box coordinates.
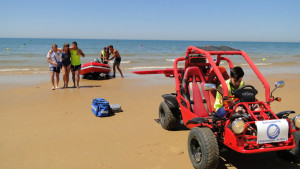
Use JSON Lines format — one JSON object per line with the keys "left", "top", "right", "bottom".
{"left": 0, "top": 73, "right": 300, "bottom": 169}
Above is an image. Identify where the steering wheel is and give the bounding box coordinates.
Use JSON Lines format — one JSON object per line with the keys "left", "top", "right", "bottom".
{"left": 231, "top": 85, "right": 258, "bottom": 102}
{"left": 239, "top": 85, "right": 258, "bottom": 95}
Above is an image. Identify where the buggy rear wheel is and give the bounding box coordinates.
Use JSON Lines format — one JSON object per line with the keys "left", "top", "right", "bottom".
{"left": 188, "top": 127, "right": 219, "bottom": 169}
{"left": 159, "top": 101, "right": 180, "bottom": 130}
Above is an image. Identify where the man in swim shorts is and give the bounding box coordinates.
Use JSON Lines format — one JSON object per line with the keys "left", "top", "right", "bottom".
{"left": 108, "top": 45, "right": 124, "bottom": 78}
{"left": 69, "top": 41, "right": 85, "bottom": 88}
{"left": 47, "top": 44, "right": 61, "bottom": 90}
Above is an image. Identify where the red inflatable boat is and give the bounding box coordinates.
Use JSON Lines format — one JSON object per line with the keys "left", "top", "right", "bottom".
{"left": 80, "top": 61, "right": 111, "bottom": 75}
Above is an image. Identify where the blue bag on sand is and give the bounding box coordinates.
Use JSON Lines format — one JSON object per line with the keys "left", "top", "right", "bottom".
{"left": 91, "top": 98, "right": 110, "bottom": 117}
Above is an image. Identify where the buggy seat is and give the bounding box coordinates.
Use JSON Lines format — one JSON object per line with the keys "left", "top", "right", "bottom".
{"left": 181, "top": 67, "right": 212, "bottom": 117}
{"left": 207, "top": 66, "right": 230, "bottom": 111}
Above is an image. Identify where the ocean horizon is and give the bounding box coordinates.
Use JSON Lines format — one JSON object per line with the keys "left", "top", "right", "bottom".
{"left": 1, "top": 37, "right": 300, "bottom": 43}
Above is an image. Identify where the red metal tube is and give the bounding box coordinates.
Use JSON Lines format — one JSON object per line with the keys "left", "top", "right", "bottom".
{"left": 174, "top": 57, "right": 185, "bottom": 92}
{"left": 240, "top": 51, "right": 271, "bottom": 103}
{"left": 186, "top": 46, "right": 230, "bottom": 100}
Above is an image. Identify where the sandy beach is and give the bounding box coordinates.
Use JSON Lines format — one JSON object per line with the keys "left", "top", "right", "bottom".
{"left": 1, "top": 0, "right": 300, "bottom": 168}
{"left": 0, "top": 73, "right": 300, "bottom": 169}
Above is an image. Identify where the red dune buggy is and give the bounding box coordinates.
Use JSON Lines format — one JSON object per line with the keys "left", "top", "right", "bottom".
{"left": 133, "top": 46, "right": 300, "bottom": 169}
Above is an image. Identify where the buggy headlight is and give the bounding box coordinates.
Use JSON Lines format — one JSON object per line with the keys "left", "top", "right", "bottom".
{"left": 293, "top": 115, "right": 300, "bottom": 129}
{"left": 232, "top": 118, "right": 245, "bottom": 134}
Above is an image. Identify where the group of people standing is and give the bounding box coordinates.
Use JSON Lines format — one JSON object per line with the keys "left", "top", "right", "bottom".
{"left": 46, "top": 42, "right": 123, "bottom": 90}
{"left": 47, "top": 41, "right": 84, "bottom": 90}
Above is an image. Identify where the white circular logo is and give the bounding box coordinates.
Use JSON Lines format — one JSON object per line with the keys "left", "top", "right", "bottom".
{"left": 267, "top": 124, "right": 280, "bottom": 139}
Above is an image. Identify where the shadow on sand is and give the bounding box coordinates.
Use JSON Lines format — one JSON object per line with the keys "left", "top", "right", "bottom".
{"left": 154, "top": 119, "right": 190, "bottom": 131}
{"left": 218, "top": 149, "right": 300, "bottom": 169}
{"left": 95, "top": 109, "right": 123, "bottom": 118}
{"left": 59, "top": 85, "right": 102, "bottom": 89}
{"left": 78, "top": 85, "right": 101, "bottom": 88}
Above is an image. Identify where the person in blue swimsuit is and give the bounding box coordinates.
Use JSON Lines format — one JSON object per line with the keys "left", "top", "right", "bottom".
{"left": 61, "top": 43, "right": 71, "bottom": 88}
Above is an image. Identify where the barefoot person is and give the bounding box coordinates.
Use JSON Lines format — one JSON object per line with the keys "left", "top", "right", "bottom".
{"left": 108, "top": 45, "right": 124, "bottom": 78}
{"left": 47, "top": 44, "right": 61, "bottom": 90}
{"left": 69, "top": 41, "right": 85, "bottom": 88}
{"left": 61, "top": 43, "right": 71, "bottom": 88}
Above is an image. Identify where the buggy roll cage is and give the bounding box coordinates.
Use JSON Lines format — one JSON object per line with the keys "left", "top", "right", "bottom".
{"left": 173, "top": 46, "right": 271, "bottom": 105}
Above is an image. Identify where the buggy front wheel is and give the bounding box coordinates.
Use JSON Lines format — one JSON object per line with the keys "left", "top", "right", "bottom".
{"left": 188, "top": 127, "right": 219, "bottom": 169}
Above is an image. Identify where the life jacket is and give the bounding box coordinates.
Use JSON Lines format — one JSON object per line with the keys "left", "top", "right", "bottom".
{"left": 101, "top": 50, "right": 107, "bottom": 61}
{"left": 70, "top": 49, "right": 81, "bottom": 66}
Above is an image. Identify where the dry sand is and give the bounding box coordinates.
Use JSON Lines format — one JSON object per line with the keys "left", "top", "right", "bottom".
{"left": 0, "top": 73, "right": 300, "bottom": 169}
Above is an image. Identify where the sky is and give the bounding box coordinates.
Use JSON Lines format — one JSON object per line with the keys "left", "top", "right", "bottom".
{"left": 0, "top": 0, "right": 299, "bottom": 42}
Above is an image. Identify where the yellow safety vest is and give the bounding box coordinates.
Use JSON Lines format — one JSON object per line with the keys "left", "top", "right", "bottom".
{"left": 70, "top": 49, "right": 81, "bottom": 66}
{"left": 214, "top": 79, "right": 244, "bottom": 111}
{"left": 101, "top": 50, "right": 107, "bottom": 61}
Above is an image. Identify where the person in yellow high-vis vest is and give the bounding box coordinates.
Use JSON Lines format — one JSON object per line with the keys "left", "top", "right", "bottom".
{"left": 214, "top": 66, "right": 244, "bottom": 117}
{"left": 69, "top": 41, "right": 85, "bottom": 88}
{"left": 100, "top": 47, "right": 108, "bottom": 64}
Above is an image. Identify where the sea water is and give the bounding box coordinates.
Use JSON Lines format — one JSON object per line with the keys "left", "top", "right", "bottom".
{"left": 0, "top": 38, "right": 300, "bottom": 85}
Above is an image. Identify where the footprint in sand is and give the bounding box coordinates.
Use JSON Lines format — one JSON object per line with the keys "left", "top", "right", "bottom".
{"left": 64, "top": 111, "right": 73, "bottom": 115}
{"left": 168, "top": 146, "right": 184, "bottom": 155}
{"left": 96, "top": 163, "right": 112, "bottom": 168}
{"left": 178, "top": 151, "right": 184, "bottom": 155}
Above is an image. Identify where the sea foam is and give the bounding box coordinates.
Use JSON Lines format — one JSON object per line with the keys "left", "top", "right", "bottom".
{"left": 0, "top": 68, "right": 30, "bottom": 72}
{"left": 241, "top": 63, "right": 273, "bottom": 66}
{"left": 128, "top": 66, "right": 173, "bottom": 70}
{"left": 165, "top": 59, "right": 175, "bottom": 62}
{"left": 121, "top": 61, "right": 131, "bottom": 64}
